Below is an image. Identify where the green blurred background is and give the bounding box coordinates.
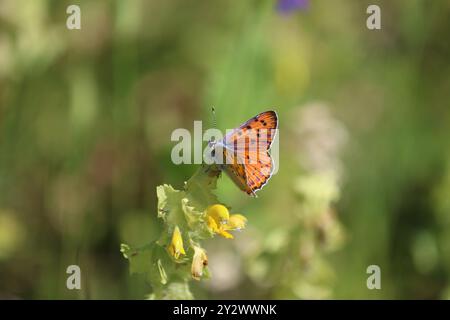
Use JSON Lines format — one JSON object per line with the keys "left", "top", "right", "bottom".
{"left": 1, "top": 0, "right": 450, "bottom": 299}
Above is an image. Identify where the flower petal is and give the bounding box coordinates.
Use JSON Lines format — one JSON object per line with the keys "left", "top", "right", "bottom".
{"left": 206, "top": 204, "right": 230, "bottom": 225}
{"left": 191, "top": 246, "right": 208, "bottom": 280}
{"left": 168, "top": 226, "right": 186, "bottom": 259}
{"left": 226, "top": 214, "right": 247, "bottom": 230}
{"left": 207, "top": 215, "right": 219, "bottom": 232}
{"left": 218, "top": 229, "right": 234, "bottom": 239}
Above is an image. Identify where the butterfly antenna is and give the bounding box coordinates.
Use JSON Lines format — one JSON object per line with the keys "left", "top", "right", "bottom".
{"left": 211, "top": 106, "right": 217, "bottom": 129}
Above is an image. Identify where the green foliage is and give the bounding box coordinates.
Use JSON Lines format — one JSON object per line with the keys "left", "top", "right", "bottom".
{"left": 121, "top": 165, "right": 223, "bottom": 299}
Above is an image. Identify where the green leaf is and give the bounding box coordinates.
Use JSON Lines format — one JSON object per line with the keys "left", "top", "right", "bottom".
{"left": 120, "top": 243, "right": 153, "bottom": 275}
{"left": 150, "top": 281, "right": 194, "bottom": 300}
{"left": 155, "top": 165, "right": 220, "bottom": 243}
{"left": 181, "top": 198, "right": 213, "bottom": 239}
{"left": 184, "top": 165, "right": 221, "bottom": 209}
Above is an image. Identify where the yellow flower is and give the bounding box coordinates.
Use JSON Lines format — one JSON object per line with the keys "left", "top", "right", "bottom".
{"left": 218, "top": 228, "right": 234, "bottom": 239}
{"left": 191, "top": 246, "right": 208, "bottom": 280}
{"left": 167, "top": 226, "right": 186, "bottom": 259}
{"left": 205, "top": 205, "right": 247, "bottom": 239}
{"left": 225, "top": 214, "right": 247, "bottom": 230}
{"left": 206, "top": 215, "right": 219, "bottom": 232}
{"left": 207, "top": 204, "right": 229, "bottom": 224}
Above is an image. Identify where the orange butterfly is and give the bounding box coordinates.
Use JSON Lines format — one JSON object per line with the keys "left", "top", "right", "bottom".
{"left": 209, "top": 110, "right": 278, "bottom": 196}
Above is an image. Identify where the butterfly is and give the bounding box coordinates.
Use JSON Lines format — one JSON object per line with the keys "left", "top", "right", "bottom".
{"left": 208, "top": 110, "right": 278, "bottom": 196}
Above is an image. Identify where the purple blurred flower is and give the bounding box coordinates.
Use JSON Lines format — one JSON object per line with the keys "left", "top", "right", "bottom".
{"left": 277, "top": 0, "right": 309, "bottom": 14}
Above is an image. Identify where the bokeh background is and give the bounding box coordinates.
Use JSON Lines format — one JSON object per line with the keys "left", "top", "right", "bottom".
{"left": 1, "top": 0, "right": 450, "bottom": 299}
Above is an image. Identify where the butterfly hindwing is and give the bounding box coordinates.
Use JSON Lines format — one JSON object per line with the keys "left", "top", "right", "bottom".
{"left": 243, "top": 156, "right": 274, "bottom": 195}
{"left": 221, "top": 146, "right": 253, "bottom": 194}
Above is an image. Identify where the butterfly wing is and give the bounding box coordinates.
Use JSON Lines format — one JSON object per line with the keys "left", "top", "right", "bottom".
{"left": 220, "top": 110, "right": 278, "bottom": 196}
{"left": 243, "top": 151, "right": 274, "bottom": 194}
{"left": 223, "top": 163, "right": 253, "bottom": 195}
{"left": 224, "top": 110, "right": 278, "bottom": 149}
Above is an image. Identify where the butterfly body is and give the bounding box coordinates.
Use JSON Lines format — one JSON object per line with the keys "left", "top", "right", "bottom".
{"left": 209, "top": 110, "right": 278, "bottom": 196}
